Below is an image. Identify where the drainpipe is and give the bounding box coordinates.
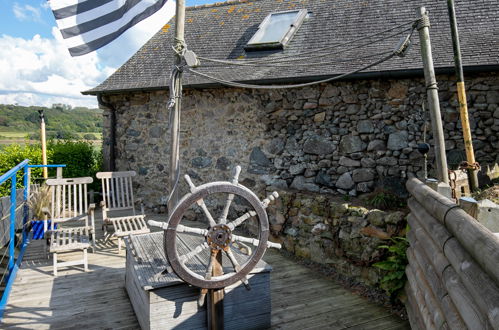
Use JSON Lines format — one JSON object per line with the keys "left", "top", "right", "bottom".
{"left": 97, "top": 94, "right": 116, "bottom": 171}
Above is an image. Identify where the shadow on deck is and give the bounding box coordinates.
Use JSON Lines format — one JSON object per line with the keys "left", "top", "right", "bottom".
{"left": 1, "top": 213, "right": 409, "bottom": 329}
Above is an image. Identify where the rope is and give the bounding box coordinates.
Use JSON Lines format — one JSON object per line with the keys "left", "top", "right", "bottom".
{"left": 165, "top": 65, "right": 183, "bottom": 207}
{"left": 201, "top": 50, "right": 392, "bottom": 68}
{"left": 198, "top": 26, "right": 413, "bottom": 66}
{"left": 198, "top": 19, "right": 417, "bottom": 66}
{"left": 188, "top": 52, "right": 396, "bottom": 90}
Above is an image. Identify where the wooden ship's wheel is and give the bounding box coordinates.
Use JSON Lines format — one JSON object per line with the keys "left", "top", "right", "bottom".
{"left": 150, "top": 166, "right": 280, "bottom": 292}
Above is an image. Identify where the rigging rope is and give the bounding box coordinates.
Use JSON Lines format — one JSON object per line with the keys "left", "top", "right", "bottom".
{"left": 197, "top": 19, "right": 417, "bottom": 66}
{"left": 201, "top": 50, "right": 393, "bottom": 68}
{"left": 187, "top": 52, "right": 396, "bottom": 90}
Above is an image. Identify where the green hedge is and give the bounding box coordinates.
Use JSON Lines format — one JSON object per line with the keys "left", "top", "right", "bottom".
{"left": 0, "top": 141, "right": 102, "bottom": 197}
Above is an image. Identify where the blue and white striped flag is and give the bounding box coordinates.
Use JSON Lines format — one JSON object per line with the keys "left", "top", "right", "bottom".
{"left": 48, "top": 0, "right": 169, "bottom": 57}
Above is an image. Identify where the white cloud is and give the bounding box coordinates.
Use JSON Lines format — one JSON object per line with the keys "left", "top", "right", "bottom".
{"left": 13, "top": 3, "right": 42, "bottom": 23}
{"left": 0, "top": 28, "right": 112, "bottom": 108}
{"left": 0, "top": 1, "right": 176, "bottom": 108}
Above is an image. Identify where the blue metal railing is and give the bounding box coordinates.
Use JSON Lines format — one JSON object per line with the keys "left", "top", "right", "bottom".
{"left": 0, "top": 160, "right": 66, "bottom": 318}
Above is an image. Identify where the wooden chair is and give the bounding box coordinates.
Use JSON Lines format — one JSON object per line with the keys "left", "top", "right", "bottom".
{"left": 43, "top": 177, "right": 96, "bottom": 276}
{"left": 96, "top": 171, "right": 150, "bottom": 253}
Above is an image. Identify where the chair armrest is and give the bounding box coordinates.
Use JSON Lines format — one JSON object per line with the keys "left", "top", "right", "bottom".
{"left": 88, "top": 203, "right": 96, "bottom": 213}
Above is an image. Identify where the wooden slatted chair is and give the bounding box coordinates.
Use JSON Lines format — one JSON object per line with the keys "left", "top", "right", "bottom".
{"left": 96, "top": 171, "right": 150, "bottom": 253}
{"left": 43, "top": 177, "right": 96, "bottom": 276}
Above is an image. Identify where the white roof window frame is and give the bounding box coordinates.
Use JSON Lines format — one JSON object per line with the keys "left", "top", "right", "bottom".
{"left": 245, "top": 9, "right": 308, "bottom": 51}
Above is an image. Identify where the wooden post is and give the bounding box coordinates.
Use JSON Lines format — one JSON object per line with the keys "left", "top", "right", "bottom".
{"left": 168, "top": 0, "right": 186, "bottom": 215}
{"left": 446, "top": 0, "right": 479, "bottom": 191}
{"left": 39, "top": 110, "right": 48, "bottom": 179}
{"left": 207, "top": 251, "right": 224, "bottom": 330}
{"left": 416, "top": 7, "right": 449, "bottom": 184}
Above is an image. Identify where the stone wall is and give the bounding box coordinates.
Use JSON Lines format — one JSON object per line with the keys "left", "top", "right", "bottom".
{"left": 102, "top": 72, "right": 499, "bottom": 209}
{"left": 265, "top": 190, "right": 407, "bottom": 287}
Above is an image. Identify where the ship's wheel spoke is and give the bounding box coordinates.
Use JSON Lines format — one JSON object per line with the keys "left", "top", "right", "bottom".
{"left": 218, "top": 166, "right": 241, "bottom": 224}
{"left": 179, "top": 242, "right": 208, "bottom": 264}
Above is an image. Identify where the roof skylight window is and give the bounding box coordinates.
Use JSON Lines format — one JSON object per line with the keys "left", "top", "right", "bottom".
{"left": 246, "top": 9, "right": 308, "bottom": 50}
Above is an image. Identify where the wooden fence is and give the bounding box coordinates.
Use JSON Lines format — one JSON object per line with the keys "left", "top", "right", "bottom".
{"left": 0, "top": 190, "right": 25, "bottom": 247}
{"left": 405, "top": 177, "right": 499, "bottom": 330}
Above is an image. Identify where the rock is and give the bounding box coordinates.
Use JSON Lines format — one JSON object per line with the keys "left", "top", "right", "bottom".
{"left": 126, "top": 129, "right": 141, "bottom": 137}
{"left": 357, "top": 120, "right": 374, "bottom": 133}
{"left": 367, "top": 139, "right": 386, "bottom": 151}
{"left": 261, "top": 175, "right": 288, "bottom": 189}
{"left": 315, "top": 171, "right": 334, "bottom": 188}
{"left": 321, "top": 85, "right": 340, "bottom": 98}
{"left": 290, "top": 176, "right": 320, "bottom": 192}
{"left": 339, "top": 157, "right": 361, "bottom": 167}
{"left": 216, "top": 157, "right": 231, "bottom": 171}
{"left": 330, "top": 203, "right": 349, "bottom": 218}
{"left": 336, "top": 172, "right": 355, "bottom": 190}
{"left": 191, "top": 156, "right": 212, "bottom": 168}
{"left": 376, "top": 157, "right": 398, "bottom": 166}
{"left": 303, "top": 136, "right": 335, "bottom": 155}
{"left": 285, "top": 137, "right": 303, "bottom": 156}
{"left": 346, "top": 104, "right": 360, "bottom": 114}
{"left": 493, "top": 108, "right": 499, "bottom": 119}
{"left": 125, "top": 143, "right": 139, "bottom": 152}
{"left": 487, "top": 91, "right": 499, "bottom": 104}
{"left": 266, "top": 138, "right": 285, "bottom": 155}
{"left": 387, "top": 131, "right": 409, "bottom": 150}
{"left": 149, "top": 126, "right": 163, "bottom": 138}
{"left": 360, "top": 226, "right": 391, "bottom": 240}
{"left": 303, "top": 102, "right": 318, "bottom": 109}
{"left": 352, "top": 168, "right": 376, "bottom": 182}
{"left": 366, "top": 210, "right": 387, "bottom": 227}
{"left": 339, "top": 135, "right": 365, "bottom": 154}
{"left": 314, "top": 112, "right": 326, "bottom": 122}
{"left": 361, "top": 157, "right": 376, "bottom": 168}
{"left": 284, "top": 227, "right": 298, "bottom": 237}
{"left": 387, "top": 82, "right": 408, "bottom": 99}
{"left": 385, "top": 211, "right": 406, "bottom": 225}
{"left": 289, "top": 164, "right": 306, "bottom": 175}
{"left": 248, "top": 147, "right": 271, "bottom": 174}
{"left": 357, "top": 181, "right": 374, "bottom": 192}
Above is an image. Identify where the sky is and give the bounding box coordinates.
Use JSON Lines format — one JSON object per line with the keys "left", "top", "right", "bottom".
{"left": 0, "top": 0, "right": 217, "bottom": 108}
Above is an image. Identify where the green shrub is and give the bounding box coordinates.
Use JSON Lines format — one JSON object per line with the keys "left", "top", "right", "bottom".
{"left": 0, "top": 144, "right": 50, "bottom": 196}
{"left": 0, "top": 141, "right": 102, "bottom": 197}
{"left": 48, "top": 140, "right": 98, "bottom": 178}
{"left": 373, "top": 235, "right": 409, "bottom": 302}
{"left": 368, "top": 189, "right": 406, "bottom": 210}
{"left": 83, "top": 133, "right": 98, "bottom": 140}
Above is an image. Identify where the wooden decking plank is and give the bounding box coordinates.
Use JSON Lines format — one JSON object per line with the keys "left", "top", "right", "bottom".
{"left": 1, "top": 212, "right": 407, "bottom": 329}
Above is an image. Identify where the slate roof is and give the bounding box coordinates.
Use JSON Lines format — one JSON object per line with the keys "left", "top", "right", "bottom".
{"left": 84, "top": 0, "right": 499, "bottom": 95}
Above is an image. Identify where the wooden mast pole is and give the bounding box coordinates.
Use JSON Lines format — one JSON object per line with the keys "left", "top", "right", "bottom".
{"left": 39, "top": 110, "right": 48, "bottom": 179}
{"left": 416, "top": 7, "right": 449, "bottom": 184}
{"left": 446, "top": 0, "right": 479, "bottom": 191}
{"left": 168, "top": 0, "right": 186, "bottom": 214}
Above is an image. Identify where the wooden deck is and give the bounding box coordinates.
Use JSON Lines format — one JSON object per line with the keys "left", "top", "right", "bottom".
{"left": 1, "top": 214, "right": 409, "bottom": 329}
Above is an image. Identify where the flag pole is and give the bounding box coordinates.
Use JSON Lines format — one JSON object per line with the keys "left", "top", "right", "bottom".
{"left": 168, "top": 0, "right": 186, "bottom": 214}
{"left": 446, "top": 0, "right": 479, "bottom": 192}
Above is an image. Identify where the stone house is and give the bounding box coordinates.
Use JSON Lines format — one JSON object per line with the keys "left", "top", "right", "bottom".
{"left": 84, "top": 0, "right": 499, "bottom": 209}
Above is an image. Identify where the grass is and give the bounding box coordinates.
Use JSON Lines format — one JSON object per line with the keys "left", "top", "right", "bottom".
{"left": 0, "top": 130, "right": 103, "bottom": 148}
{"left": 0, "top": 131, "right": 28, "bottom": 139}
